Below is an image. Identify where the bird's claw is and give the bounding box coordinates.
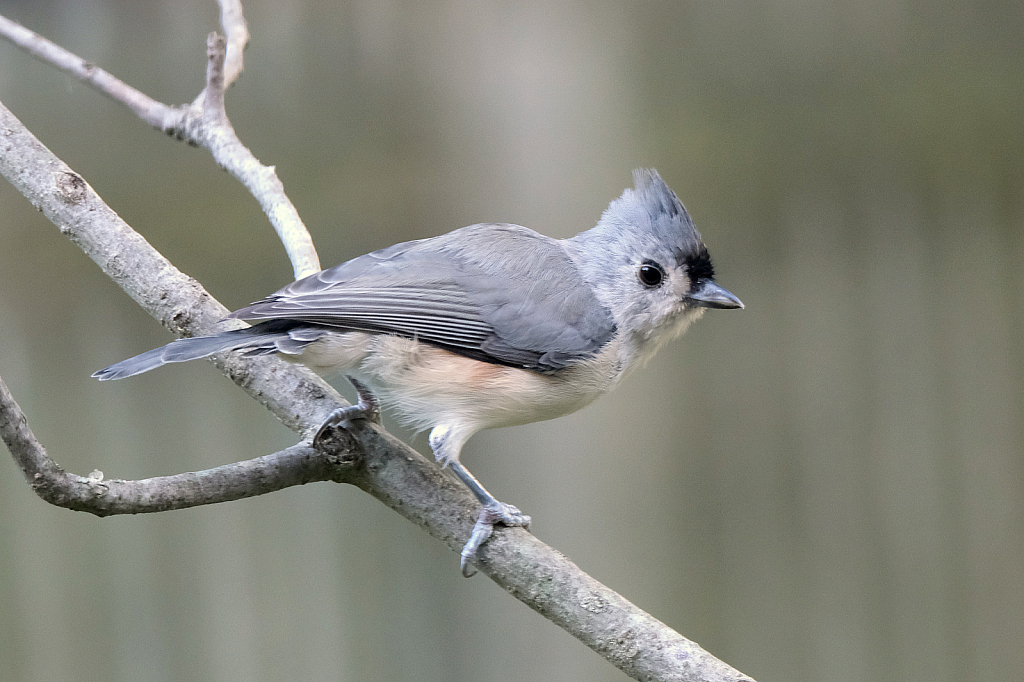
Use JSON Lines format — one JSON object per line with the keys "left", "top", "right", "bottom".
{"left": 313, "top": 376, "right": 380, "bottom": 444}
{"left": 460, "top": 502, "right": 532, "bottom": 578}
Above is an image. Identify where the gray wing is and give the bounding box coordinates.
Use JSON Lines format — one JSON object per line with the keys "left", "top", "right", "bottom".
{"left": 227, "top": 224, "right": 616, "bottom": 371}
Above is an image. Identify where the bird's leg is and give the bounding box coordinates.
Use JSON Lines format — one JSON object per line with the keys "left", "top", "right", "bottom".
{"left": 446, "top": 459, "right": 531, "bottom": 578}
{"left": 430, "top": 426, "right": 530, "bottom": 576}
{"left": 313, "top": 375, "right": 381, "bottom": 444}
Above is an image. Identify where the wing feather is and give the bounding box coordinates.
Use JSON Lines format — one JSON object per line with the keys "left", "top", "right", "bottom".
{"left": 226, "top": 224, "right": 616, "bottom": 370}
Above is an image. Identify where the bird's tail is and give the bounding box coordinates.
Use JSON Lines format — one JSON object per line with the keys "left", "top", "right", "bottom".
{"left": 92, "top": 320, "right": 323, "bottom": 380}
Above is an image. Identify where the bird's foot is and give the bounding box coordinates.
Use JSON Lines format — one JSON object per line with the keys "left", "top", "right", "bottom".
{"left": 313, "top": 376, "right": 380, "bottom": 445}
{"left": 460, "top": 501, "right": 532, "bottom": 578}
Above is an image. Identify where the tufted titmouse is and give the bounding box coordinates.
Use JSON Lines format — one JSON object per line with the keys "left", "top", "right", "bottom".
{"left": 94, "top": 169, "right": 742, "bottom": 575}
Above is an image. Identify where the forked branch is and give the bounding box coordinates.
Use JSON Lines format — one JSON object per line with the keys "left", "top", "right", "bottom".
{"left": 0, "top": 5, "right": 317, "bottom": 279}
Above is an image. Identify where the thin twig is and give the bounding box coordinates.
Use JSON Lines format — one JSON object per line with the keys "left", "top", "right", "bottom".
{"left": 218, "top": 0, "right": 249, "bottom": 87}
{"left": 0, "top": 10, "right": 319, "bottom": 279}
{"left": 0, "top": 373, "right": 352, "bottom": 514}
{"left": 0, "top": 13, "right": 175, "bottom": 128}
{"left": 198, "top": 32, "right": 321, "bottom": 278}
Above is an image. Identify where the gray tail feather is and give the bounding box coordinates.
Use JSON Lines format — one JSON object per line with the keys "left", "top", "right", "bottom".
{"left": 92, "top": 322, "right": 325, "bottom": 381}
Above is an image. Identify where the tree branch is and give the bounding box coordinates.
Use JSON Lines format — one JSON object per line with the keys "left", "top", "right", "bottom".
{"left": 0, "top": 6, "right": 318, "bottom": 279}
{"left": 216, "top": 0, "right": 249, "bottom": 87}
{"left": 0, "top": 13, "right": 173, "bottom": 128}
{"left": 0, "top": 373, "right": 352, "bottom": 514}
{"left": 0, "top": 9, "right": 756, "bottom": 682}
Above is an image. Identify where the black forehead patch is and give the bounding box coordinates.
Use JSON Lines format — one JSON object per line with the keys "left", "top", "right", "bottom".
{"left": 682, "top": 244, "right": 715, "bottom": 282}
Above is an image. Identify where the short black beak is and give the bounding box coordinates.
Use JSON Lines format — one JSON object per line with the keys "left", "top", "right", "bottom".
{"left": 688, "top": 280, "right": 744, "bottom": 309}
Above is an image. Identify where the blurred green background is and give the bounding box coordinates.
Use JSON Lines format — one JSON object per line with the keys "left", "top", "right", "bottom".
{"left": 1, "top": 1, "right": 1022, "bottom": 681}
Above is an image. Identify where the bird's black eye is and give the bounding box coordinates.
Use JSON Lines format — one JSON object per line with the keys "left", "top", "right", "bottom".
{"left": 637, "top": 261, "right": 665, "bottom": 287}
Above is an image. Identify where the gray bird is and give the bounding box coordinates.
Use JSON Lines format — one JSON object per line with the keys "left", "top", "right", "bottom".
{"left": 94, "top": 169, "right": 743, "bottom": 575}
